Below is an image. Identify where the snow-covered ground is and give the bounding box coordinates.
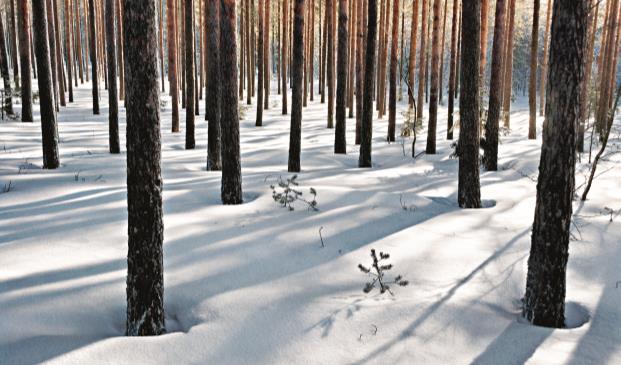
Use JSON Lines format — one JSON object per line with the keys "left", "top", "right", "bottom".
{"left": 1, "top": 82, "right": 620, "bottom": 364}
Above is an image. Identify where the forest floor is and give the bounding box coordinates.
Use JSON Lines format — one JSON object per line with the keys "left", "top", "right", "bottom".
{"left": 1, "top": 82, "right": 620, "bottom": 365}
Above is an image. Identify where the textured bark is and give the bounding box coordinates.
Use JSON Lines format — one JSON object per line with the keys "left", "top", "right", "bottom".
{"left": 17, "top": 0, "right": 33, "bottom": 122}
{"left": 446, "top": 0, "right": 458, "bottom": 140}
{"left": 288, "top": 0, "right": 304, "bottom": 172}
{"left": 334, "top": 0, "right": 348, "bottom": 153}
{"left": 539, "top": 0, "right": 551, "bottom": 116}
{"left": 523, "top": 0, "right": 587, "bottom": 329}
{"left": 327, "top": 0, "right": 335, "bottom": 128}
{"left": 595, "top": 0, "right": 618, "bottom": 134}
{"left": 205, "top": 0, "right": 222, "bottom": 170}
{"left": 416, "top": 0, "right": 428, "bottom": 120}
{"left": 528, "top": 0, "right": 539, "bottom": 140}
{"left": 185, "top": 0, "right": 196, "bottom": 149}
{"left": 220, "top": 0, "right": 243, "bottom": 204}
{"left": 578, "top": 0, "right": 598, "bottom": 152}
{"left": 483, "top": 0, "right": 507, "bottom": 171}
{"left": 105, "top": 0, "right": 119, "bottom": 153}
{"left": 358, "top": 0, "right": 376, "bottom": 168}
{"left": 0, "top": 15, "right": 13, "bottom": 115}
{"left": 9, "top": 0, "right": 19, "bottom": 89}
{"left": 124, "top": 0, "right": 165, "bottom": 336}
{"left": 426, "top": 0, "right": 440, "bottom": 154}
{"left": 479, "top": 0, "right": 488, "bottom": 91}
{"left": 32, "top": 0, "right": 61, "bottom": 169}
{"left": 438, "top": 0, "right": 447, "bottom": 101}
{"left": 47, "top": 0, "right": 63, "bottom": 108}
{"left": 256, "top": 0, "right": 264, "bottom": 126}
{"left": 52, "top": 0, "right": 65, "bottom": 107}
{"left": 282, "top": 0, "right": 289, "bottom": 113}
{"left": 65, "top": 0, "right": 74, "bottom": 102}
{"left": 263, "top": 0, "right": 270, "bottom": 109}
{"left": 457, "top": 0, "right": 480, "bottom": 208}
{"left": 501, "top": 0, "right": 515, "bottom": 128}
{"left": 168, "top": 0, "right": 180, "bottom": 132}
{"left": 354, "top": 0, "right": 363, "bottom": 144}
{"left": 387, "top": 0, "right": 399, "bottom": 142}
{"left": 88, "top": 0, "right": 100, "bottom": 114}
{"left": 408, "top": 0, "right": 419, "bottom": 107}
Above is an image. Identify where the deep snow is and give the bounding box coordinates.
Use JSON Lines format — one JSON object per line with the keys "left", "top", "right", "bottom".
{"left": 0, "top": 81, "right": 620, "bottom": 364}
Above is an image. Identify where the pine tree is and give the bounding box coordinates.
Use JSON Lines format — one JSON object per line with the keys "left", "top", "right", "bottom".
{"left": 479, "top": 0, "right": 489, "bottom": 91}
{"left": 528, "top": 0, "right": 539, "bottom": 140}
{"left": 358, "top": 0, "right": 377, "bottom": 168}
{"left": 354, "top": 0, "right": 363, "bottom": 144}
{"left": 0, "top": 15, "right": 13, "bottom": 115}
{"left": 408, "top": 0, "right": 419, "bottom": 107}
{"left": 32, "top": 0, "right": 60, "bottom": 169}
{"left": 387, "top": 0, "right": 399, "bottom": 142}
{"left": 282, "top": 0, "right": 289, "bottom": 114}
{"left": 416, "top": 0, "right": 428, "bottom": 121}
{"left": 88, "top": 0, "right": 100, "bottom": 114}
{"left": 457, "top": 0, "right": 480, "bottom": 208}
{"left": 9, "top": 0, "right": 19, "bottom": 90}
{"left": 65, "top": 0, "right": 75, "bottom": 102}
{"left": 446, "top": 0, "right": 458, "bottom": 140}
{"left": 17, "top": 0, "right": 33, "bottom": 122}
{"left": 220, "top": 0, "right": 243, "bottom": 204}
{"left": 168, "top": 0, "right": 180, "bottom": 132}
{"left": 426, "top": 0, "right": 441, "bottom": 154}
{"left": 288, "top": 0, "right": 305, "bottom": 172}
{"left": 106, "top": 0, "right": 120, "bottom": 153}
{"left": 256, "top": 0, "right": 264, "bottom": 126}
{"left": 334, "top": 0, "right": 348, "bottom": 153}
{"left": 539, "top": 0, "right": 551, "bottom": 116}
{"left": 523, "top": 0, "right": 587, "bottom": 328}
{"left": 501, "top": 0, "right": 515, "bottom": 128}
{"left": 206, "top": 0, "right": 222, "bottom": 170}
{"left": 185, "top": 0, "right": 196, "bottom": 149}
{"left": 263, "top": 0, "right": 271, "bottom": 110}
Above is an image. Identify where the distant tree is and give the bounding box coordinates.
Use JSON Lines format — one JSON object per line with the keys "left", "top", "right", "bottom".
{"left": 446, "top": 0, "right": 458, "bottom": 140}
{"left": 387, "top": 0, "right": 399, "bottom": 142}
{"left": 32, "top": 0, "right": 60, "bottom": 169}
{"left": 426, "top": 0, "right": 441, "bottom": 154}
{"left": 408, "top": 0, "right": 419, "bottom": 107}
{"left": 263, "top": 0, "right": 270, "bottom": 110}
{"left": 206, "top": 0, "right": 222, "bottom": 170}
{"left": 0, "top": 15, "right": 14, "bottom": 115}
{"left": 501, "top": 0, "right": 515, "bottom": 128}
{"left": 167, "top": 0, "right": 180, "bottom": 132}
{"left": 479, "top": 0, "right": 489, "bottom": 92}
{"left": 124, "top": 0, "right": 165, "bottom": 336}
{"left": 288, "top": 0, "right": 305, "bottom": 172}
{"left": 334, "top": 0, "right": 348, "bottom": 153}
{"left": 578, "top": 0, "right": 598, "bottom": 152}
{"left": 539, "top": 0, "right": 551, "bottom": 117}
{"left": 483, "top": 0, "right": 507, "bottom": 171}
{"left": 416, "top": 0, "right": 428, "bottom": 121}
{"left": 88, "top": 0, "right": 100, "bottom": 114}
{"left": 528, "top": 0, "right": 539, "bottom": 139}
{"left": 326, "top": 0, "right": 335, "bottom": 128}
{"left": 17, "top": 0, "right": 33, "bottom": 122}
{"left": 358, "top": 0, "right": 377, "bottom": 168}
{"left": 256, "top": 0, "right": 264, "bottom": 126}
{"left": 106, "top": 0, "right": 119, "bottom": 153}
{"left": 282, "top": 0, "right": 289, "bottom": 114}
{"left": 185, "top": 0, "right": 195, "bottom": 149}
{"left": 354, "top": 0, "right": 363, "bottom": 144}
{"left": 220, "top": 0, "right": 243, "bottom": 204}
{"left": 9, "top": 0, "right": 19, "bottom": 90}
{"left": 523, "top": 0, "right": 587, "bottom": 329}
{"left": 64, "top": 0, "right": 74, "bottom": 102}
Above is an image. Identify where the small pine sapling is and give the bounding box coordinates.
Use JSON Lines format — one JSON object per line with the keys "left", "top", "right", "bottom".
{"left": 270, "top": 174, "right": 318, "bottom": 211}
{"left": 358, "top": 249, "right": 409, "bottom": 295}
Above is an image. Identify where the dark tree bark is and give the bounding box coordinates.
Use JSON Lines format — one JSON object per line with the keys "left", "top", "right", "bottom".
{"left": 501, "top": 0, "right": 515, "bottom": 128}
{"left": 206, "top": 0, "right": 222, "bottom": 170}
{"left": 185, "top": 0, "right": 196, "bottom": 149}
{"left": 17, "top": 0, "right": 33, "bottom": 122}
{"left": 246, "top": 0, "right": 252, "bottom": 105}
{"left": 426, "top": 0, "right": 441, "bottom": 154}
{"left": 168, "top": 0, "right": 180, "bottom": 132}
{"left": 457, "top": 0, "right": 480, "bottom": 208}
{"left": 282, "top": 0, "right": 289, "bottom": 114}
{"left": 326, "top": 0, "right": 335, "bottom": 128}
{"left": 334, "top": 0, "right": 348, "bottom": 153}
{"left": 408, "top": 0, "right": 419, "bottom": 107}
{"left": 220, "top": 0, "right": 243, "bottom": 204}
{"left": 88, "top": 0, "right": 100, "bottom": 114}
{"left": 256, "top": 0, "right": 264, "bottom": 126}
{"left": 416, "top": 0, "right": 428, "bottom": 121}
{"left": 528, "top": 0, "right": 539, "bottom": 140}
{"left": 354, "top": 0, "right": 363, "bottom": 144}
{"left": 288, "top": 0, "right": 304, "bottom": 172}
{"left": 52, "top": 0, "right": 66, "bottom": 107}
{"left": 0, "top": 15, "right": 14, "bottom": 115}
{"left": 106, "top": 0, "right": 119, "bottom": 153}
{"left": 479, "top": 0, "right": 488, "bottom": 91}
{"left": 124, "top": 0, "right": 165, "bottom": 336}
{"left": 32, "top": 0, "right": 60, "bottom": 169}
{"left": 539, "top": 0, "right": 551, "bottom": 116}
{"left": 446, "top": 0, "right": 458, "bottom": 140}
{"left": 263, "top": 0, "right": 270, "bottom": 110}
{"left": 387, "top": 0, "right": 399, "bottom": 142}
{"left": 483, "top": 0, "right": 507, "bottom": 171}
{"left": 65, "top": 0, "right": 74, "bottom": 102}
{"left": 9, "top": 0, "right": 19, "bottom": 90}
{"left": 523, "top": 0, "right": 587, "bottom": 329}
{"left": 358, "top": 0, "right": 377, "bottom": 168}
{"left": 45, "top": 0, "right": 59, "bottom": 111}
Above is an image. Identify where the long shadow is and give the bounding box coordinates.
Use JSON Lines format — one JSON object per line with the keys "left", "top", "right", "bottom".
{"left": 350, "top": 228, "right": 530, "bottom": 365}
{"left": 0, "top": 335, "right": 104, "bottom": 365}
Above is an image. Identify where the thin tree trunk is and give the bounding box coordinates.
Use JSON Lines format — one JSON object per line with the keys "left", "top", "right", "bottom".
{"left": 577, "top": 0, "right": 598, "bottom": 152}
{"left": 288, "top": 0, "right": 304, "bottom": 172}
{"left": 256, "top": 0, "right": 264, "bottom": 125}
{"left": 528, "top": 0, "right": 539, "bottom": 139}
{"left": 326, "top": 0, "right": 335, "bottom": 127}
{"left": 479, "top": 0, "right": 488, "bottom": 93}
{"left": 438, "top": 0, "right": 447, "bottom": 102}
{"left": 88, "top": 0, "right": 100, "bottom": 114}
{"left": 282, "top": 0, "right": 289, "bottom": 113}
{"left": 335, "top": 0, "right": 348, "bottom": 153}
{"left": 52, "top": 0, "right": 66, "bottom": 107}
{"left": 185, "top": 0, "right": 195, "bottom": 148}
{"left": 65, "top": 0, "right": 74, "bottom": 102}
{"left": 538, "top": 0, "right": 551, "bottom": 116}
{"left": 9, "top": 0, "right": 19, "bottom": 89}
{"left": 206, "top": 0, "right": 221, "bottom": 170}
{"left": 523, "top": 0, "right": 587, "bottom": 329}
{"left": 358, "top": 0, "right": 377, "bottom": 167}
{"left": 168, "top": 0, "right": 180, "bottom": 131}
{"left": 354, "top": 0, "right": 363, "bottom": 144}
{"left": 117, "top": 0, "right": 125, "bottom": 99}
{"left": 0, "top": 14, "right": 14, "bottom": 115}
{"left": 263, "top": 0, "right": 270, "bottom": 109}
{"left": 17, "top": 0, "right": 33, "bottom": 122}
{"left": 388, "top": 0, "right": 399, "bottom": 141}
{"left": 32, "top": 0, "right": 60, "bottom": 169}
{"left": 408, "top": 0, "right": 419, "bottom": 107}
{"left": 416, "top": 0, "right": 428, "bottom": 120}
{"left": 426, "top": 0, "right": 440, "bottom": 153}
{"left": 246, "top": 0, "right": 252, "bottom": 104}
{"left": 501, "top": 0, "right": 515, "bottom": 128}
{"left": 106, "top": 0, "right": 119, "bottom": 153}
{"left": 457, "top": 0, "right": 481, "bottom": 208}
{"left": 446, "top": 0, "right": 458, "bottom": 140}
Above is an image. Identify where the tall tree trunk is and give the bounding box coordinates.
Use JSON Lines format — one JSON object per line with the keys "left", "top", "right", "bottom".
{"left": 387, "top": 0, "right": 399, "bottom": 142}
{"left": 32, "top": 0, "right": 61, "bottom": 169}
{"left": 264, "top": 0, "right": 270, "bottom": 109}
{"left": 438, "top": 0, "right": 447, "bottom": 102}
{"left": 416, "top": 0, "right": 428, "bottom": 120}
{"left": 65, "top": 0, "right": 74, "bottom": 102}
{"left": 282, "top": 0, "right": 289, "bottom": 113}
{"left": 220, "top": 0, "right": 243, "bottom": 204}
{"left": 483, "top": 0, "right": 507, "bottom": 171}
{"left": 88, "top": 0, "right": 100, "bottom": 114}
{"left": 106, "top": 0, "right": 119, "bottom": 153}
{"left": 123, "top": 0, "right": 165, "bottom": 336}
{"left": 523, "top": 0, "right": 587, "bottom": 329}
{"left": 159, "top": 0, "right": 166, "bottom": 92}
{"left": 117, "top": 0, "right": 125, "bottom": 99}
{"left": 256, "top": 0, "right": 264, "bottom": 125}
{"left": 354, "top": 0, "right": 363, "bottom": 144}
{"left": 52, "top": 0, "right": 66, "bottom": 107}
{"left": 398, "top": 11, "right": 404, "bottom": 102}
{"left": 288, "top": 0, "right": 305, "bottom": 172}
{"left": 9, "top": 0, "right": 19, "bottom": 89}
{"left": 334, "top": 0, "right": 348, "bottom": 153}
{"left": 408, "top": 0, "right": 419, "bottom": 107}
{"left": 168, "top": 0, "right": 180, "bottom": 132}
{"left": 479, "top": 0, "right": 488, "bottom": 93}
{"left": 0, "top": 15, "right": 14, "bottom": 115}
{"left": 501, "top": 0, "right": 515, "bottom": 128}
{"left": 457, "top": 0, "right": 480, "bottom": 208}
{"left": 206, "top": 0, "right": 222, "bottom": 170}
{"left": 309, "top": 0, "right": 315, "bottom": 101}
{"left": 528, "top": 0, "right": 539, "bottom": 139}
{"left": 326, "top": 0, "right": 335, "bottom": 127}
{"left": 246, "top": 0, "right": 252, "bottom": 105}
{"left": 17, "top": 0, "right": 33, "bottom": 122}
{"left": 347, "top": 0, "right": 354, "bottom": 115}
{"left": 446, "top": 0, "right": 458, "bottom": 140}
{"left": 185, "top": 0, "right": 196, "bottom": 148}
{"left": 578, "top": 0, "right": 599, "bottom": 152}
{"left": 426, "top": 0, "right": 440, "bottom": 153}
{"left": 539, "top": 0, "right": 551, "bottom": 116}
{"left": 358, "top": 0, "right": 377, "bottom": 167}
